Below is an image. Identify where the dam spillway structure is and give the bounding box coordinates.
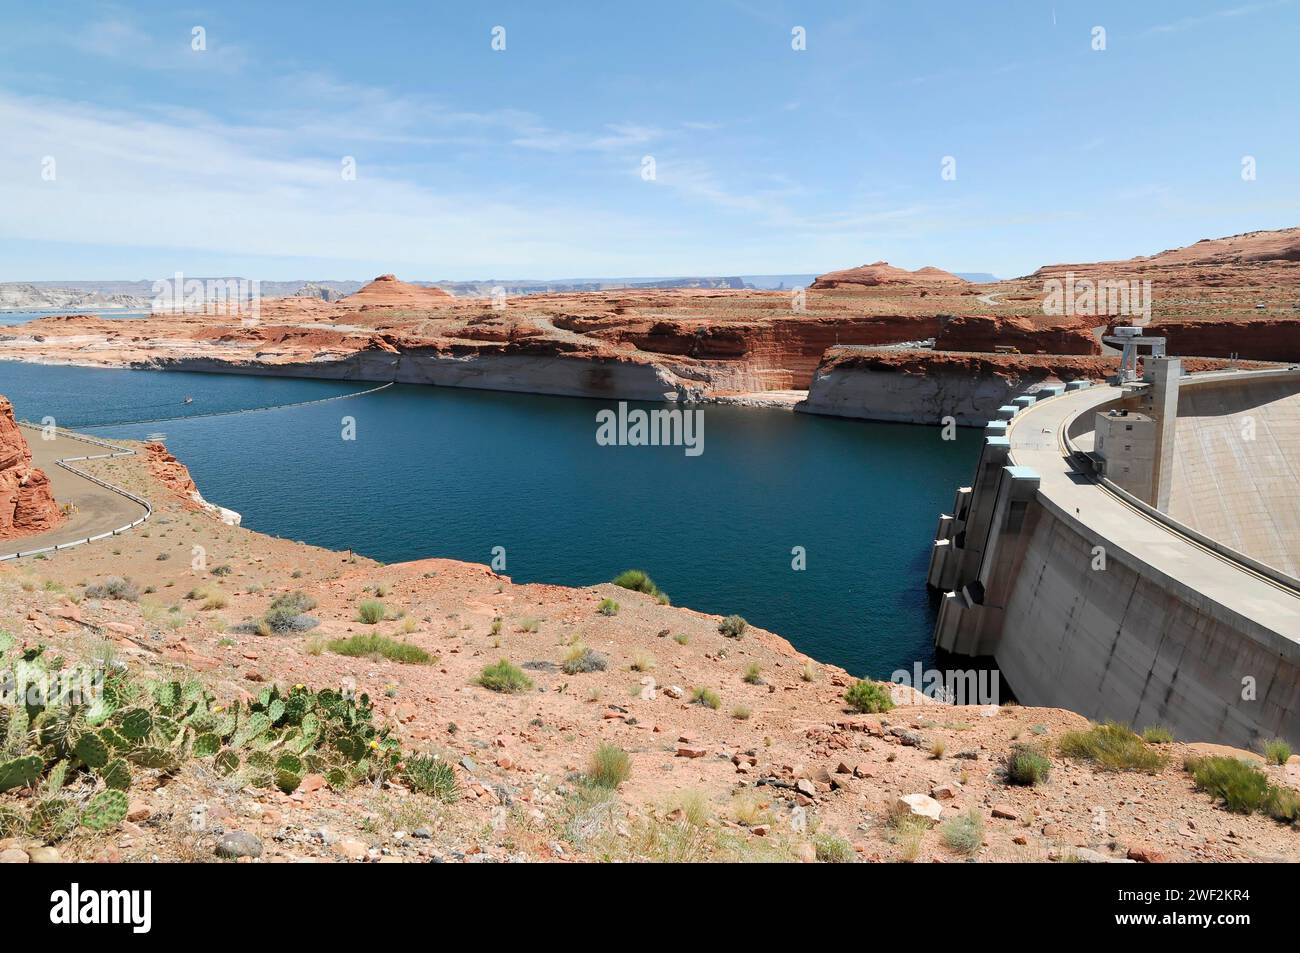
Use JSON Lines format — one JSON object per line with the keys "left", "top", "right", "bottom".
{"left": 927, "top": 347, "right": 1300, "bottom": 748}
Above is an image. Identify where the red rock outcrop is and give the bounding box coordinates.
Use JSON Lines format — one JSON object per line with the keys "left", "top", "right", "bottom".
{"left": 811, "top": 261, "right": 968, "bottom": 290}
{"left": 0, "top": 396, "right": 63, "bottom": 539}
{"left": 935, "top": 314, "right": 1101, "bottom": 355}
{"left": 142, "top": 442, "right": 201, "bottom": 505}
{"left": 340, "top": 274, "right": 454, "bottom": 308}
{"left": 1138, "top": 318, "right": 1300, "bottom": 363}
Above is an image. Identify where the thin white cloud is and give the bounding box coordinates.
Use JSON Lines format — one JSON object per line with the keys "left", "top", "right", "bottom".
{"left": 1142, "top": 0, "right": 1293, "bottom": 35}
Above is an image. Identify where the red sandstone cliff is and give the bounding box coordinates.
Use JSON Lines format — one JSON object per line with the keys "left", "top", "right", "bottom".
{"left": 0, "top": 396, "right": 62, "bottom": 539}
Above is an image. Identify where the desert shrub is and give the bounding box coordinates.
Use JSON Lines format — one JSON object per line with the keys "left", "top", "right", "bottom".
{"left": 84, "top": 576, "right": 139, "bottom": 602}
{"left": 562, "top": 645, "right": 608, "bottom": 674}
{"left": 402, "top": 754, "right": 458, "bottom": 801}
{"left": 718, "top": 615, "right": 747, "bottom": 638}
{"left": 326, "top": 634, "right": 430, "bottom": 664}
{"left": 477, "top": 659, "right": 533, "bottom": 693}
{"left": 1187, "top": 756, "right": 1272, "bottom": 814}
{"left": 1057, "top": 722, "right": 1168, "bottom": 773}
{"left": 843, "top": 680, "right": 894, "bottom": 714}
{"left": 1266, "top": 784, "right": 1300, "bottom": 823}
{"left": 731, "top": 705, "right": 751, "bottom": 720}
{"left": 691, "top": 686, "right": 720, "bottom": 709}
{"left": 630, "top": 651, "right": 655, "bottom": 672}
{"left": 262, "top": 591, "right": 319, "bottom": 633}
{"left": 356, "top": 599, "right": 385, "bottom": 625}
{"left": 588, "top": 743, "right": 631, "bottom": 789}
{"left": 211, "top": 564, "right": 232, "bottom": 577}
{"left": 813, "top": 830, "right": 856, "bottom": 863}
{"left": 1141, "top": 725, "right": 1174, "bottom": 744}
{"left": 1263, "top": 738, "right": 1293, "bottom": 765}
{"left": 611, "top": 569, "right": 667, "bottom": 603}
{"left": 743, "top": 662, "right": 763, "bottom": 685}
{"left": 940, "top": 809, "right": 985, "bottom": 856}
{"left": 800, "top": 661, "right": 816, "bottom": 682}
{"left": 597, "top": 598, "right": 619, "bottom": 616}
{"left": 1005, "top": 744, "right": 1052, "bottom": 786}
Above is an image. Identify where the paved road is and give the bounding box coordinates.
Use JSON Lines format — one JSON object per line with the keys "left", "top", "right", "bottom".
{"left": 0, "top": 428, "right": 147, "bottom": 559}
{"left": 1006, "top": 380, "right": 1300, "bottom": 643}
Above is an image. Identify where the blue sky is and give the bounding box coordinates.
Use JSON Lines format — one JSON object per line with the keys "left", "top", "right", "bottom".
{"left": 1, "top": 1, "right": 1297, "bottom": 281}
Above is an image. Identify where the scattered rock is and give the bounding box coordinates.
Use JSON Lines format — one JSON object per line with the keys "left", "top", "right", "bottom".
{"left": 334, "top": 839, "right": 369, "bottom": 861}
{"left": 991, "top": 804, "right": 1019, "bottom": 820}
{"left": 893, "top": 793, "right": 943, "bottom": 822}
{"left": 214, "top": 831, "right": 263, "bottom": 859}
{"left": 1127, "top": 843, "right": 1165, "bottom": 864}
{"left": 0, "top": 848, "right": 29, "bottom": 863}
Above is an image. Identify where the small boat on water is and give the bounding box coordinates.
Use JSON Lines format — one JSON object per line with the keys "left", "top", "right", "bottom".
{"left": 183, "top": 396, "right": 193, "bottom": 404}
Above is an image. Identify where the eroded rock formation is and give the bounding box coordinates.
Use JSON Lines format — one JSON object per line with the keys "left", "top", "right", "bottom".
{"left": 0, "top": 396, "right": 62, "bottom": 539}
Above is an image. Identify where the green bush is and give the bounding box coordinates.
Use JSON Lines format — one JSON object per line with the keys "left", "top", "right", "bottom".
{"left": 84, "top": 576, "right": 139, "bottom": 602}
{"left": 611, "top": 569, "right": 667, "bottom": 604}
{"left": 940, "top": 809, "right": 985, "bottom": 855}
{"left": 326, "top": 634, "right": 430, "bottom": 664}
{"left": 588, "top": 743, "right": 631, "bottom": 789}
{"left": 402, "top": 754, "right": 458, "bottom": 801}
{"left": 477, "top": 659, "right": 533, "bottom": 693}
{"left": 718, "top": 615, "right": 747, "bottom": 638}
{"left": 356, "top": 599, "right": 386, "bottom": 625}
{"left": 562, "top": 645, "right": 608, "bottom": 674}
{"left": 843, "top": 680, "right": 894, "bottom": 714}
{"left": 1187, "top": 756, "right": 1271, "bottom": 814}
{"left": 597, "top": 598, "right": 620, "bottom": 616}
{"left": 1141, "top": 725, "right": 1174, "bottom": 744}
{"left": 813, "top": 830, "right": 856, "bottom": 863}
{"left": 1057, "top": 722, "right": 1168, "bottom": 774}
{"left": 262, "top": 590, "right": 319, "bottom": 633}
{"left": 1005, "top": 744, "right": 1052, "bottom": 786}
{"left": 691, "top": 687, "right": 721, "bottom": 710}
{"left": 1263, "top": 738, "right": 1293, "bottom": 765}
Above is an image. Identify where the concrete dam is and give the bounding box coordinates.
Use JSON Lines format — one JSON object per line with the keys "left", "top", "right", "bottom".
{"left": 927, "top": 357, "right": 1300, "bottom": 749}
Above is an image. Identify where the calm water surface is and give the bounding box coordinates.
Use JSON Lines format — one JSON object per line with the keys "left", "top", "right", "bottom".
{"left": 0, "top": 362, "right": 979, "bottom": 677}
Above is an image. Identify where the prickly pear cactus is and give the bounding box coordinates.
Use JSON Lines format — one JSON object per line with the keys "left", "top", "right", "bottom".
{"left": 117, "top": 708, "right": 153, "bottom": 741}
{"left": 0, "top": 754, "right": 43, "bottom": 793}
{"left": 74, "top": 731, "right": 109, "bottom": 769}
{"left": 193, "top": 733, "right": 221, "bottom": 758}
{"left": 98, "top": 758, "right": 132, "bottom": 790}
{"left": 274, "top": 753, "right": 303, "bottom": 793}
{"left": 213, "top": 749, "right": 240, "bottom": 777}
{"left": 128, "top": 747, "right": 179, "bottom": 773}
{"left": 81, "top": 789, "right": 129, "bottom": 831}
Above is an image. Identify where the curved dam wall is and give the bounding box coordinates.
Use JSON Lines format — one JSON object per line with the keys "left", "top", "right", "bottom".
{"left": 928, "top": 369, "right": 1300, "bottom": 748}
{"left": 1167, "top": 374, "right": 1300, "bottom": 578}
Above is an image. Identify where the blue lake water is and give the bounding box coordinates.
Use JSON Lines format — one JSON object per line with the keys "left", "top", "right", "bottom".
{"left": 0, "top": 361, "right": 980, "bottom": 678}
